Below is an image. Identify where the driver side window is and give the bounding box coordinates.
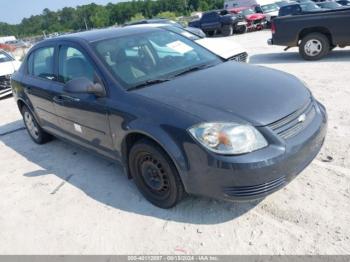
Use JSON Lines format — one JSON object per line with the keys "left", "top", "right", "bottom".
{"left": 58, "top": 46, "right": 95, "bottom": 84}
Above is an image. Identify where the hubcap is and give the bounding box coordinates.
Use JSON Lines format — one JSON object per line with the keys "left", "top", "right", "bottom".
{"left": 139, "top": 154, "right": 169, "bottom": 194}
{"left": 24, "top": 111, "right": 39, "bottom": 139}
{"left": 304, "top": 39, "right": 322, "bottom": 57}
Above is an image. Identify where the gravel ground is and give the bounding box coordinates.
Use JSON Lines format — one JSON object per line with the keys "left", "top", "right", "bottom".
{"left": 0, "top": 30, "right": 349, "bottom": 255}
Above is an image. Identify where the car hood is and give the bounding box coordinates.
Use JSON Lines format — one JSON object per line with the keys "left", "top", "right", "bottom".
{"left": 134, "top": 62, "right": 310, "bottom": 126}
{"left": 195, "top": 38, "right": 247, "bottom": 60}
{"left": 246, "top": 13, "right": 266, "bottom": 20}
{"left": 0, "top": 61, "right": 21, "bottom": 76}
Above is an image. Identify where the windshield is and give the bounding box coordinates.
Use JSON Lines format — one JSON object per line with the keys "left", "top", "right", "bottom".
{"left": 0, "top": 51, "right": 14, "bottom": 63}
{"left": 94, "top": 29, "right": 221, "bottom": 90}
{"left": 242, "top": 9, "right": 255, "bottom": 15}
{"left": 319, "top": 2, "right": 342, "bottom": 8}
{"left": 164, "top": 26, "right": 200, "bottom": 41}
{"left": 261, "top": 3, "right": 279, "bottom": 12}
{"left": 301, "top": 2, "right": 321, "bottom": 10}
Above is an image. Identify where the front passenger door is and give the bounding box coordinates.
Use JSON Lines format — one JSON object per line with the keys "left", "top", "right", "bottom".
{"left": 52, "top": 44, "right": 114, "bottom": 158}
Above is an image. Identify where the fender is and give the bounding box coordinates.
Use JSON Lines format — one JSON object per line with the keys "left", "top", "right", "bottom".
{"left": 120, "top": 120, "right": 191, "bottom": 190}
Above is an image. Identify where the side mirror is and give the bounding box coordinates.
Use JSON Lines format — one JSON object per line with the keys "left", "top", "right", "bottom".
{"left": 64, "top": 77, "right": 106, "bottom": 97}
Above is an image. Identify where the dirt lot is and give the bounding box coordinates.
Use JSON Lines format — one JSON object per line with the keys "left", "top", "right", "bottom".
{"left": 0, "top": 30, "right": 349, "bottom": 255}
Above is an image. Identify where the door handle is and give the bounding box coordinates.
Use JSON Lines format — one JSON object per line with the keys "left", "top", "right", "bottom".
{"left": 53, "top": 95, "right": 80, "bottom": 104}
{"left": 53, "top": 95, "right": 64, "bottom": 104}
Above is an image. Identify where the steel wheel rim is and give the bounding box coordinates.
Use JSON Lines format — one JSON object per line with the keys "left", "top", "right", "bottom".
{"left": 137, "top": 153, "right": 170, "bottom": 197}
{"left": 304, "top": 39, "right": 322, "bottom": 57}
{"left": 24, "top": 111, "right": 39, "bottom": 139}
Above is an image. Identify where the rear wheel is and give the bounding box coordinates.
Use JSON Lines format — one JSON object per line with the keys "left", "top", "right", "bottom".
{"left": 129, "top": 139, "right": 185, "bottom": 209}
{"left": 222, "top": 25, "right": 233, "bottom": 37}
{"left": 21, "top": 105, "right": 52, "bottom": 144}
{"left": 206, "top": 30, "right": 215, "bottom": 37}
{"left": 299, "top": 33, "right": 330, "bottom": 61}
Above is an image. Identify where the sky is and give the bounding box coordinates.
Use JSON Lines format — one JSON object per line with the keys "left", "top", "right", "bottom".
{"left": 1, "top": 0, "right": 125, "bottom": 24}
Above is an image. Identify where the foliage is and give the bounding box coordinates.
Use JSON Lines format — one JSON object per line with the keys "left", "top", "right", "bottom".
{"left": 155, "top": 11, "right": 177, "bottom": 20}
{"left": 130, "top": 13, "right": 146, "bottom": 22}
{"left": 0, "top": 0, "right": 224, "bottom": 37}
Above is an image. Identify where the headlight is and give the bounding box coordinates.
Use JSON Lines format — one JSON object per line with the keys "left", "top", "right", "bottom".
{"left": 188, "top": 122, "right": 268, "bottom": 155}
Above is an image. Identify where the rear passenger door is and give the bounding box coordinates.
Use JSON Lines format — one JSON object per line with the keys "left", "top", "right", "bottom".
{"left": 22, "top": 46, "right": 60, "bottom": 131}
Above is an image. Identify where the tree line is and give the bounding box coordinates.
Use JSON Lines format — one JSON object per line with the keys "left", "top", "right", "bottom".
{"left": 0, "top": 0, "right": 224, "bottom": 38}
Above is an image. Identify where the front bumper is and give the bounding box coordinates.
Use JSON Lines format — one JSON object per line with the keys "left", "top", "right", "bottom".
{"left": 183, "top": 101, "right": 327, "bottom": 201}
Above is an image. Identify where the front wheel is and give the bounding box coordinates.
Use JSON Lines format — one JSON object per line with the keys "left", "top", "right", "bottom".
{"left": 222, "top": 25, "right": 233, "bottom": 37}
{"left": 206, "top": 30, "right": 215, "bottom": 37}
{"left": 21, "top": 105, "right": 52, "bottom": 144}
{"left": 236, "top": 25, "right": 247, "bottom": 34}
{"left": 129, "top": 139, "right": 185, "bottom": 209}
{"left": 299, "top": 33, "right": 330, "bottom": 61}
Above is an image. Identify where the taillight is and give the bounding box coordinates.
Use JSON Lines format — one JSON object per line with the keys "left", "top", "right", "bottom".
{"left": 271, "top": 22, "right": 276, "bottom": 34}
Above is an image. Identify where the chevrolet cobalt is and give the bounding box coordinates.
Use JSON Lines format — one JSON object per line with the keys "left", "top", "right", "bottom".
{"left": 11, "top": 26, "right": 327, "bottom": 208}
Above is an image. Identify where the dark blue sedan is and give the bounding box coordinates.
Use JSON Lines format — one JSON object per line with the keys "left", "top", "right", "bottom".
{"left": 11, "top": 26, "right": 327, "bottom": 208}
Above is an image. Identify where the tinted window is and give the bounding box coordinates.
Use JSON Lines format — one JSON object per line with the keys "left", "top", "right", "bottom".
{"left": 58, "top": 46, "right": 95, "bottom": 83}
{"left": 0, "top": 51, "right": 14, "bottom": 63}
{"left": 30, "top": 47, "right": 55, "bottom": 80}
{"left": 279, "top": 5, "right": 302, "bottom": 15}
{"left": 202, "top": 12, "right": 218, "bottom": 21}
{"left": 94, "top": 30, "right": 221, "bottom": 89}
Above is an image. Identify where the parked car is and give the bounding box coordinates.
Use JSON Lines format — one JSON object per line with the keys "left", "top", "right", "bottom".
{"left": 337, "top": 0, "right": 350, "bottom": 6}
{"left": 188, "top": 10, "right": 248, "bottom": 36}
{"left": 12, "top": 27, "right": 327, "bottom": 208}
{"left": 0, "top": 43, "right": 16, "bottom": 53}
{"left": 275, "top": 1, "right": 295, "bottom": 7}
{"left": 317, "top": 1, "right": 347, "bottom": 9}
{"left": 125, "top": 18, "right": 206, "bottom": 38}
{"left": 228, "top": 7, "right": 267, "bottom": 31}
{"left": 130, "top": 24, "right": 249, "bottom": 62}
{"left": 268, "top": 9, "right": 350, "bottom": 60}
{"left": 254, "top": 2, "right": 280, "bottom": 23}
{"left": 5, "top": 39, "right": 31, "bottom": 49}
{"left": 278, "top": 2, "right": 326, "bottom": 16}
{"left": 0, "top": 50, "right": 21, "bottom": 98}
{"left": 299, "top": 1, "right": 329, "bottom": 11}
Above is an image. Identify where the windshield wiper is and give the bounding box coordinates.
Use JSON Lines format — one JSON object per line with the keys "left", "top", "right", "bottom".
{"left": 128, "top": 78, "right": 171, "bottom": 91}
{"left": 173, "top": 64, "right": 215, "bottom": 78}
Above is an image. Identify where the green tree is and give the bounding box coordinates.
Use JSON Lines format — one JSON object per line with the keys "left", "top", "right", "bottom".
{"left": 0, "top": 0, "right": 225, "bottom": 37}
{"left": 130, "top": 13, "right": 145, "bottom": 22}
{"left": 156, "top": 11, "right": 177, "bottom": 20}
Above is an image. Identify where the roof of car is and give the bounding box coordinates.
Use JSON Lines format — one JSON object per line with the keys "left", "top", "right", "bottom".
{"left": 40, "top": 26, "right": 160, "bottom": 44}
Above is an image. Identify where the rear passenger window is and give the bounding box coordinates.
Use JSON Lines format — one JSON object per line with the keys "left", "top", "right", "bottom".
{"left": 29, "top": 47, "right": 55, "bottom": 80}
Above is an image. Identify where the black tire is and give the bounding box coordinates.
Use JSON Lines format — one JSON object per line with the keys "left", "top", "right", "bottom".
{"left": 206, "top": 30, "right": 215, "bottom": 37}
{"left": 222, "top": 25, "right": 233, "bottom": 37}
{"left": 236, "top": 25, "right": 247, "bottom": 34}
{"left": 299, "top": 33, "right": 330, "bottom": 61}
{"left": 129, "top": 139, "right": 185, "bottom": 209}
{"left": 21, "top": 105, "right": 52, "bottom": 144}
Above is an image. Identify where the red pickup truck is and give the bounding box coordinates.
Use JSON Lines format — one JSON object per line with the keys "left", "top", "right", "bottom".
{"left": 229, "top": 7, "right": 267, "bottom": 31}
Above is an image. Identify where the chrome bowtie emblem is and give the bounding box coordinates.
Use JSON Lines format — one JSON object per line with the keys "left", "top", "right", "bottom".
{"left": 298, "top": 114, "right": 306, "bottom": 123}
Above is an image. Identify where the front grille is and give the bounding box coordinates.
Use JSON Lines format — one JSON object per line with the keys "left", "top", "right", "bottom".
{"left": 0, "top": 75, "right": 11, "bottom": 91}
{"left": 223, "top": 176, "right": 286, "bottom": 197}
{"left": 230, "top": 52, "right": 248, "bottom": 63}
{"left": 268, "top": 99, "right": 316, "bottom": 140}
